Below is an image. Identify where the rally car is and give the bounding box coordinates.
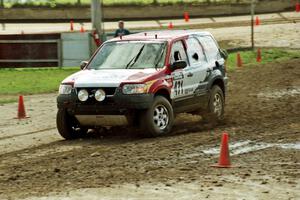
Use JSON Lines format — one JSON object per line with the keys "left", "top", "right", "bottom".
{"left": 57, "top": 30, "right": 228, "bottom": 139}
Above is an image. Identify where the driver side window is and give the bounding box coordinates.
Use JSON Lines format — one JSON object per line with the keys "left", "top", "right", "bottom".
{"left": 170, "top": 40, "right": 188, "bottom": 65}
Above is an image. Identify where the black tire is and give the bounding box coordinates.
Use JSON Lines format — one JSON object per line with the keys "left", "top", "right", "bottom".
{"left": 202, "top": 85, "right": 225, "bottom": 122}
{"left": 56, "top": 108, "right": 88, "bottom": 140}
{"left": 140, "top": 96, "right": 174, "bottom": 137}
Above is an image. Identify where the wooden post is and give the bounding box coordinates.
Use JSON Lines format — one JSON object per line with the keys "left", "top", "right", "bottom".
{"left": 91, "top": 0, "right": 103, "bottom": 38}
{"left": 251, "top": 0, "right": 256, "bottom": 50}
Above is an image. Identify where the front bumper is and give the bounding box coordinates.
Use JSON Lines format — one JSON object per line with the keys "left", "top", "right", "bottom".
{"left": 57, "top": 88, "right": 154, "bottom": 116}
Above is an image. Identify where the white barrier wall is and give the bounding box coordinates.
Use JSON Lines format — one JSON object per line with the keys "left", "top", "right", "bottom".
{"left": 61, "top": 32, "right": 94, "bottom": 67}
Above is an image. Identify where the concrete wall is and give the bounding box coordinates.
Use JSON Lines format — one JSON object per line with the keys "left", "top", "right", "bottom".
{"left": 0, "top": 0, "right": 295, "bottom": 22}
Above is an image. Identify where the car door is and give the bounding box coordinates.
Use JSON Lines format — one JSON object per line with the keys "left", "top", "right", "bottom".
{"left": 185, "top": 36, "right": 210, "bottom": 96}
{"left": 169, "top": 40, "right": 194, "bottom": 101}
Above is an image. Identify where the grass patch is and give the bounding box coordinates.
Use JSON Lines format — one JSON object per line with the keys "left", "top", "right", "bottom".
{"left": 226, "top": 48, "right": 300, "bottom": 71}
{"left": 0, "top": 67, "right": 78, "bottom": 95}
{"left": 0, "top": 98, "right": 18, "bottom": 105}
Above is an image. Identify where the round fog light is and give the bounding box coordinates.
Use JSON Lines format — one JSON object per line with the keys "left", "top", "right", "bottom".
{"left": 78, "top": 89, "right": 89, "bottom": 102}
{"left": 95, "top": 89, "right": 106, "bottom": 102}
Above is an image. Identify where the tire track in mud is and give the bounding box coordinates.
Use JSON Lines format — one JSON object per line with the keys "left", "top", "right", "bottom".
{"left": 0, "top": 127, "right": 56, "bottom": 141}
{"left": 0, "top": 128, "right": 61, "bottom": 155}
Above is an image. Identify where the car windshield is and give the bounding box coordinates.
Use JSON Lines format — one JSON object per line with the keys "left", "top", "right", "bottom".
{"left": 88, "top": 41, "right": 167, "bottom": 70}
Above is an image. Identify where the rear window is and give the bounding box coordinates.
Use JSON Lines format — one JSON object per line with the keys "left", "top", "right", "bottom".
{"left": 197, "top": 35, "right": 220, "bottom": 61}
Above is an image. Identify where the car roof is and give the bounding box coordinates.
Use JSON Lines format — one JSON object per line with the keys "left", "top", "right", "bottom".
{"left": 108, "top": 30, "right": 212, "bottom": 43}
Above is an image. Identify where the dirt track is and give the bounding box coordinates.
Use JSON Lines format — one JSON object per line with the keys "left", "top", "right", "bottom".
{"left": 0, "top": 57, "right": 299, "bottom": 199}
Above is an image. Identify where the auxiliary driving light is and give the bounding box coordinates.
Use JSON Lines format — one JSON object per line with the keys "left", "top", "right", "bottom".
{"left": 95, "top": 89, "right": 106, "bottom": 102}
{"left": 78, "top": 89, "right": 89, "bottom": 102}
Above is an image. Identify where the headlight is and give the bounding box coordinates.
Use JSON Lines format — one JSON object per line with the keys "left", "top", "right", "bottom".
{"left": 95, "top": 89, "right": 106, "bottom": 102}
{"left": 122, "top": 84, "right": 147, "bottom": 94}
{"left": 59, "top": 84, "right": 73, "bottom": 94}
{"left": 78, "top": 89, "right": 89, "bottom": 102}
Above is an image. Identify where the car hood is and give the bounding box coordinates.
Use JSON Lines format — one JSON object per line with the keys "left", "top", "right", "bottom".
{"left": 62, "top": 69, "right": 158, "bottom": 88}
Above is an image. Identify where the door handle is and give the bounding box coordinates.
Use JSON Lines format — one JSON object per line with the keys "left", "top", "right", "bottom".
{"left": 187, "top": 72, "right": 193, "bottom": 77}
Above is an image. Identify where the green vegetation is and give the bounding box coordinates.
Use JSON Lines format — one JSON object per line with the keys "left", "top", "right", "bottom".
{"left": 3, "top": 0, "right": 239, "bottom": 8}
{"left": 0, "top": 67, "right": 78, "bottom": 104}
{"left": 0, "top": 98, "right": 18, "bottom": 105}
{"left": 226, "top": 48, "right": 300, "bottom": 71}
{"left": 0, "top": 48, "right": 299, "bottom": 105}
{"left": 0, "top": 67, "right": 78, "bottom": 95}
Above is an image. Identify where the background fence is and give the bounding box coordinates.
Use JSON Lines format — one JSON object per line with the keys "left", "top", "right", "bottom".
{"left": 0, "top": 32, "right": 95, "bottom": 68}
{"left": 0, "top": 0, "right": 258, "bottom": 8}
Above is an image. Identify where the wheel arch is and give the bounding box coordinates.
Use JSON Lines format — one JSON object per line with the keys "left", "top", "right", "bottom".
{"left": 210, "top": 78, "right": 225, "bottom": 97}
{"left": 154, "top": 88, "right": 171, "bottom": 102}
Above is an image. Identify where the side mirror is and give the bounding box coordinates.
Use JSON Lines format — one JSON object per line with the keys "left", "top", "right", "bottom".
{"left": 219, "top": 49, "right": 228, "bottom": 60}
{"left": 170, "top": 60, "right": 187, "bottom": 71}
{"left": 80, "top": 61, "right": 88, "bottom": 70}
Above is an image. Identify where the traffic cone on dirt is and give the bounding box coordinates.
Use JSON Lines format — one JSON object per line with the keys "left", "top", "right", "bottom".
{"left": 16, "top": 96, "right": 28, "bottom": 119}
{"left": 296, "top": 2, "right": 300, "bottom": 12}
{"left": 212, "top": 132, "right": 232, "bottom": 168}
{"left": 237, "top": 52, "right": 242, "bottom": 68}
{"left": 184, "top": 12, "right": 190, "bottom": 22}
{"left": 168, "top": 22, "right": 174, "bottom": 29}
{"left": 70, "top": 20, "right": 74, "bottom": 31}
{"left": 256, "top": 48, "right": 262, "bottom": 62}
{"left": 255, "top": 16, "right": 260, "bottom": 26}
{"left": 80, "top": 24, "right": 85, "bottom": 33}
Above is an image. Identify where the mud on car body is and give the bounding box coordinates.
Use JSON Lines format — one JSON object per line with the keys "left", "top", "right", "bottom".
{"left": 57, "top": 30, "right": 228, "bottom": 139}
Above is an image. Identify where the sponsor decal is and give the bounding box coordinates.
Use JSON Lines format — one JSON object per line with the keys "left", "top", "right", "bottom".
{"left": 173, "top": 72, "right": 184, "bottom": 80}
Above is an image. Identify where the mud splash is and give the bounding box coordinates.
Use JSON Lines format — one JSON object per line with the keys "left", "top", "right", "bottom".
{"left": 203, "top": 141, "right": 300, "bottom": 156}
{"left": 257, "top": 87, "right": 300, "bottom": 99}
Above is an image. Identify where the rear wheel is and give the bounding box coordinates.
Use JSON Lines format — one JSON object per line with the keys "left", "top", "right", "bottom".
{"left": 140, "top": 96, "right": 174, "bottom": 137}
{"left": 202, "top": 85, "right": 225, "bottom": 122}
{"left": 56, "top": 108, "right": 88, "bottom": 140}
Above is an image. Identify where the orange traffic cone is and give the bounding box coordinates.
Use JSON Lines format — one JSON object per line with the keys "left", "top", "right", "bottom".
{"left": 296, "top": 2, "right": 300, "bottom": 12}
{"left": 256, "top": 48, "right": 262, "bottom": 62}
{"left": 184, "top": 12, "right": 190, "bottom": 22}
{"left": 168, "top": 22, "right": 174, "bottom": 29}
{"left": 16, "top": 96, "right": 29, "bottom": 119}
{"left": 70, "top": 20, "right": 74, "bottom": 31}
{"left": 80, "top": 25, "right": 85, "bottom": 33}
{"left": 212, "top": 132, "right": 231, "bottom": 168}
{"left": 237, "top": 52, "right": 242, "bottom": 68}
{"left": 255, "top": 16, "right": 260, "bottom": 26}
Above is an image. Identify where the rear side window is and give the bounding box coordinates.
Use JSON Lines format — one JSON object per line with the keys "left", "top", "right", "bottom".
{"left": 186, "top": 37, "right": 206, "bottom": 65}
{"left": 197, "top": 36, "right": 220, "bottom": 61}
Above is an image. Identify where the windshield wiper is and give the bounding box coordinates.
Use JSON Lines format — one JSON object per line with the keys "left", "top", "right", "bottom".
{"left": 126, "top": 44, "right": 145, "bottom": 69}
{"left": 154, "top": 43, "right": 166, "bottom": 70}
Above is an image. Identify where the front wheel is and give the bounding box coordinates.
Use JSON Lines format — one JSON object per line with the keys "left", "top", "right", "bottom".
{"left": 140, "top": 96, "right": 174, "bottom": 137}
{"left": 56, "top": 108, "right": 88, "bottom": 140}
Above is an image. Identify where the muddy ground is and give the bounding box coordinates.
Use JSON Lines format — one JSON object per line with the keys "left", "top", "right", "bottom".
{"left": 0, "top": 58, "right": 299, "bottom": 199}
